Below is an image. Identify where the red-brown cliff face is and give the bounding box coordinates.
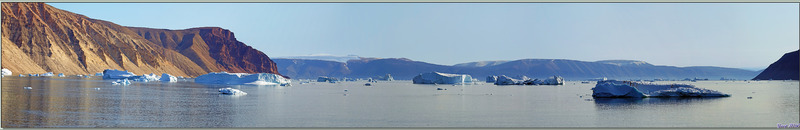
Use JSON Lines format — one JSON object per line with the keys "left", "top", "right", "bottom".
{"left": 1, "top": 2, "right": 282, "bottom": 77}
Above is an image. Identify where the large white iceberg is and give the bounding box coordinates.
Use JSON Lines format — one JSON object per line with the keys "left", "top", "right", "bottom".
{"left": 219, "top": 88, "right": 247, "bottom": 95}
{"left": 133, "top": 73, "right": 160, "bottom": 82}
{"left": 2, "top": 68, "right": 11, "bottom": 76}
{"left": 195, "top": 72, "right": 290, "bottom": 85}
{"left": 102, "top": 69, "right": 137, "bottom": 79}
{"left": 591, "top": 80, "right": 730, "bottom": 98}
{"left": 160, "top": 73, "right": 177, "bottom": 82}
{"left": 541, "top": 76, "right": 564, "bottom": 85}
{"left": 412, "top": 72, "right": 473, "bottom": 84}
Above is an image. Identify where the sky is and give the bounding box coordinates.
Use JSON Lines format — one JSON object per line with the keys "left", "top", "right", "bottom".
{"left": 49, "top": 3, "right": 799, "bottom": 70}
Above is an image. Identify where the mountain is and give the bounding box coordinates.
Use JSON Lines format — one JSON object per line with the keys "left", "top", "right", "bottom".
{"left": 275, "top": 57, "right": 759, "bottom": 80}
{"left": 1, "top": 3, "right": 281, "bottom": 77}
{"left": 276, "top": 54, "right": 361, "bottom": 63}
{"left": 753, "top": 50, "right": 799, "bottom": 80}
{"left": 453, "top": 60, "right": 509, "bottom": 67}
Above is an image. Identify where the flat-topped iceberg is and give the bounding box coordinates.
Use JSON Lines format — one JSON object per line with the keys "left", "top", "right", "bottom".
{"left": 2, "top": 68, "right": 11, "bottom": 76}
{"left": 160, "top": 73, "right": 177, "bottom": 82}
{"left": 591, "top": 80, "right": 730, "bottom": 98}
{"left": 195, "top": 72, "right": 290, "bottom": 85}
{"left": 102, "top": 69, "right": 137, "bottom": 79}
{"left": 219, "top": 88, "right": 247, "bottom": 95}
{"left": 317, "top": 76, "right": 338, "bottom": 82}
{"left": 412, "top": 72, "right": 473, "bottom": 84}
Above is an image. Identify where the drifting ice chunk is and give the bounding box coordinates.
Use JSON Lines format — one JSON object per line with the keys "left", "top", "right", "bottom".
{"left": 412, "top": 72, "right": 473, "bottom": 84}
{"left": 591, "top": 80, "right": 730, "bottom": 98}
{"left": 58, "top": 73, "right": 65, "bottom": 77}
{"left": 19, "top": 74, "right": 25, "bottom": 77}
{"left": 160, "top": 73, "right": 177, "bottom": 82}
{"left": 112, "top": 79, "right": 132, "bottom": 85}
{"left": 486, "top": 76, "right": 497, "bottom": 83}
{"left": 41, "top": 72, "right": 54, "bottom": 76}
{"left": 102, "top": 69, "right": 137, "bottom": 79}
{"left": 541, "top": 76, "right": 564, "bottom": 85}
{"left": 195, "top": 72, "right": 290, "bottom": 85}
{"left": 317, "top": 76, "right": 338, "bottom": 82}
{"left": 495, "top": 75, "right": 525, "bottom": 85}
{"left": 2, "top": 68, "right": 11, "bottom": 76}
{"left": 219, "top": 88, "right": 247, "bottom": 95}
{"left": 134, "top": 73, "right": 160, "bottom": 82}
{"left": 95, "top": 72, "right": 104, "bottom": 76}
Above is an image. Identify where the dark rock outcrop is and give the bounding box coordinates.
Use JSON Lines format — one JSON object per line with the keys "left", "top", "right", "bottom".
{"left": 753, "top": 50, "right": 799, "bottom": 80}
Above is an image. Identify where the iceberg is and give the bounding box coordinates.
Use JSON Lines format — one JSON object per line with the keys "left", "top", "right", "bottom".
{"left": 374, "top": 74, "right": 394, "bottom": 81}
{"left": 95, "top": 72, "right": 103, "bottom": 76}
{"left": 133, "top": 73, "right": 160, "bottom": 82}
{"left": 219, "top": 88, "right": 247, "bottom": 95}
{"left": 2, "top": 68, "right": 11, "bottom": 76}
{"left": 412, "top": 72, "right": 473, "bottom": 84}
{"left": 41, "top": 72, "right": 54, "bottom": 76}
{"left": 541, "top": 76, "right": 564, "bottom": 85}
{"left": 591, "top": 80, "right": 730, "bottom": 98}
{"left": 102, "top": 69, "right": 137, "bottom": 79}
{"left": 112, "top": 79, "right": 132, "bottom": 85}
{"left": 195, "top": 72, "right": 290, "bottom": 85}
{"left": 58, "top": 73, "right": 65, "bottom": 77}
{"left": 19, "top": 74, "right": 25, "bottom": 77}
{"left": 495, "top": 75, "right": 525, "bottom": 85}
{"left": 317, "top": 76, "right": 338, "bottom": 82}
{"left": 486, "top": 76, "right": 497, "bottom": 83}
{"left": 160, "top": 73, "right": 177, "bottom": 82}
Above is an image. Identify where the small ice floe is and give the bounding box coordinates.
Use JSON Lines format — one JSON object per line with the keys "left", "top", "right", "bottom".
{"left": 83, "top": 75, "right": 91, "bottom": 78}
{"left": 57, "top": 73, "right": 65, "bottom": 77}
{"left": 94, "top": 88, "right": 101, "bottom": 90}
{"left": 18, "top": 74, "right": 25, "bottom": 77}
{"left": 364, "top": 83, "right": 372, "bottom": 86}
{"left": 112, "top": 79, "right": 132, "bottom": 85}
{"left": 23, "top": 87, "right": 32, "bottom": 89}
{"left": 95, "top": 72, "right": 104, "bottom": 76}
{"left": 219, "top": 88, "right": 247, "bottom": 95}
{"left": 41, "top": 72, "right": 54, "bottom": 77}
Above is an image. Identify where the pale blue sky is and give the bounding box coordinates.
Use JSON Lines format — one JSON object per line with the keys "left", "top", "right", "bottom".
{"left": 49, "top": 3, "right": 798, "bottom": 70}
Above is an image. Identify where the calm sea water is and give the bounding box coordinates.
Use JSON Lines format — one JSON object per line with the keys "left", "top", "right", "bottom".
{"left": 1, "top": 76, "right": 797, "bottom": 128}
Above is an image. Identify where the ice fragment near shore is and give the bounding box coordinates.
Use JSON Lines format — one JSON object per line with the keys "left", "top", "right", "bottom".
{"left": 160, "top": 73, "right": 177, "bottom": 82}
{"left": 219, "top": 88, "right": 247, "bottom": 95}
{"left": 2, "top": 68, "right": 11, "bottom": 76}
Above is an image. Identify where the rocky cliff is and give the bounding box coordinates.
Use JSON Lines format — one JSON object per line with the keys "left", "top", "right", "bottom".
{"left": 1, "top": 2, "right": 281, "bottom": 77}
{"left": 753, "top": 50, "right": 799, "bottom": 80}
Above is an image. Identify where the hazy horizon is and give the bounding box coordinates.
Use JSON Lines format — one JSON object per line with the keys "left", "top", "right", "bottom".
{"left": 49, "top": 3, "right": 799, "bottom": 70}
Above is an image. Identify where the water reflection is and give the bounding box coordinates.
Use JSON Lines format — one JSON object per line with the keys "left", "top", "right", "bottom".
{"left": 593, "top": 97, "right": 727, "bottom": 110}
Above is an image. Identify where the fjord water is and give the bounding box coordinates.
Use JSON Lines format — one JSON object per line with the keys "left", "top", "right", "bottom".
{"left": 1, "top": 76, "right": 797, "bottom": 127}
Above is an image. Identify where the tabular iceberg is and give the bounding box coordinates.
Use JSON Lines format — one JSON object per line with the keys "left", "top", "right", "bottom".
{"left": 219, "top": 88, "right": 247, "bottom": 95}
{"left": 102, "top": 69, "right": 137, "bottom": 79}
{"left": 160, "top": 73, "right": 177, "bottom": 82}
{"left": 486, "top": 76, "right": 497, "bottom": 83}
{"left": 195, "top": 72, "right": 290, "bottom": 85}
{"left": 412, "top": 72, "right": 473, "bottom": 84}
{"left": 2, "top": 68, "right": 11, "bottom": 76}
{"left": 317, "top": 76, "right": 338, "bottom": 82}
{"left": 591, "top": 80, "right": 730, "bottom": 98}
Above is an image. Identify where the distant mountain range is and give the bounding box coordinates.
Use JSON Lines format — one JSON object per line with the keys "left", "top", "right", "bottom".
{"left": 753, "top": 50, "right": 799, "bottom": 80}
{"left": 275, "top": 57, "right": 760, "bottom": 80}
{"left": 1, "top": 3, "right": 281, "bottom": 77}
